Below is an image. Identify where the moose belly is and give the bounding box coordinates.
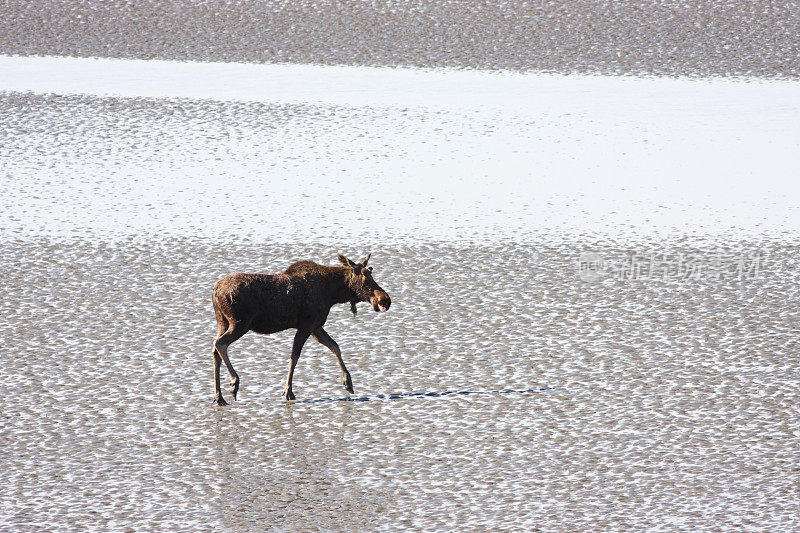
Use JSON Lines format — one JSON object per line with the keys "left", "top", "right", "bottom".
{"left": 250, "top": 306, "right": 299, "bottom": 334}
{"left": 248, "top": 286, "right": 317, "bottom": 334}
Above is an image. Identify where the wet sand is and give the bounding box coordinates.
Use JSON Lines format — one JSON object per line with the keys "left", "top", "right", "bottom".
{"left": 2, "top": 236, "right": 798, "bottom": 530}
{"left": 1, "top": 0, "right": 799, "bottom": 78}
{"left": 1, "top": 84, "right": 799, "bottom": 530}
{"left": 2, "top": 74, "right": 800, "bottom": 531}
{"left": 2, "top": 1, "right": 800, "bottom": 530}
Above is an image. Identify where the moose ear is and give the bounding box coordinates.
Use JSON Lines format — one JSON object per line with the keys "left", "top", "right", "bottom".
{"left": 338, "top": 254, "right": 357, "bottom": 267}
{"left": 360, "top": 253, "right": 371, "bottom": 267}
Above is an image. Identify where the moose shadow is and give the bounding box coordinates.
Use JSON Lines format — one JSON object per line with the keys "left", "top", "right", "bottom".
{"left": 291, "top": 387, "right": 553, "bottom": 404}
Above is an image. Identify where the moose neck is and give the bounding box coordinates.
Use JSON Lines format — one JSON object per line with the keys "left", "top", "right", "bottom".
{"left": 327, "top": 266, "right": 359, "bottom": 306}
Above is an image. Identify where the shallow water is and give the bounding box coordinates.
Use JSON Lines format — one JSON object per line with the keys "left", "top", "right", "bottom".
{"left": 2, "top": 78, "right": 799, "bottom": 243}
{"left": 2, "top": 53, "right": 800, "bottom": 531}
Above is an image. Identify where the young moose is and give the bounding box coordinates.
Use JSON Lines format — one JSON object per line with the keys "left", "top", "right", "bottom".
{"left": 211, "top": 253, "right": 391, "bottom": 404}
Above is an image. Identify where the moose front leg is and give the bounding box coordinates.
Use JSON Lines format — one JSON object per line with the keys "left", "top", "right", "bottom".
{"left": 283, "top": 328, "right": 311, "bottom": 400}
{"left": 312, "top": 327, "right": 353, "bottom": 394}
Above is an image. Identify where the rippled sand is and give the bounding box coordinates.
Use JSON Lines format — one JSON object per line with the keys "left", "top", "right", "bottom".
{"left": 1, "top": 0, "right": 799, "bottom": 78}
{"left": 2, "top": 5, "right": 800, "bottom": 525}
{"left": 2, "top": 236, "right": 798, "bottom": 530}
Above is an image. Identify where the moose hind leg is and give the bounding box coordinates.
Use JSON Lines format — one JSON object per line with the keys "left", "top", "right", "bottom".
{"left": 213, "top": 348, "right": 227, "bottom": 406}
{"left": 212, "top": 309, "right": 229, "bottom": 405}
{"left": 313, "top": 327, "right": 353, "bottom": 394}
{"left": 214, "top": 322, "right": 249, "bottom": 402}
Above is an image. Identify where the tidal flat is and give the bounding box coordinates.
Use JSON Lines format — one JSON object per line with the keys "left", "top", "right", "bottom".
{"left": 2, "top": 2, "right": 800, "bottom": 527}
{"left": 1, "top": 236, "right": 798, "bottom": 530}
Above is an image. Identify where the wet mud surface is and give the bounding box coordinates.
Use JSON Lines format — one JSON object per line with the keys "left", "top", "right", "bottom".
{"left": 1, "top": 0, "right": 799, "bottom": 78}
{"left": 2, "top": 7, "right": 800, "bottom": 526}
{"left": 2, "top": 236, "right": 799, "bottom": 530}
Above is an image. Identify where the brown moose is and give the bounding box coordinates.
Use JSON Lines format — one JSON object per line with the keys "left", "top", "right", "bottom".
{"left": 211, "top": 253, "right": 391, "bottom": 404}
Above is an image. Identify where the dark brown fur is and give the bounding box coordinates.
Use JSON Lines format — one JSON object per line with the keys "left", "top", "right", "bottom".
{"left": 211, "top": 254, "right": 391, "bottom": 404}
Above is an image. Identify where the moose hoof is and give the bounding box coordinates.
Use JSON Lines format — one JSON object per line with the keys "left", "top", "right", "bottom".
{"left": 214, "top": 395, "right": 228, "bottom": 406}
{"left": 284, "top": 389, "right": 296, "bottom": 401}
{"left": 344, "top": 375, "right": 354, "bottom": 394}
{"left": 230, "top": 377, "right": 240, "bottom": 400}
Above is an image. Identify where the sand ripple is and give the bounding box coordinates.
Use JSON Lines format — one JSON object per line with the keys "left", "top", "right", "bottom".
{"left": 1, "top": 238, "right": 798, "bottom": 530}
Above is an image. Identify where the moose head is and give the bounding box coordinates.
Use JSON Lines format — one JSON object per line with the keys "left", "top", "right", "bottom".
{"left": 338, "top": 253, "right": 391, "bottom": 315}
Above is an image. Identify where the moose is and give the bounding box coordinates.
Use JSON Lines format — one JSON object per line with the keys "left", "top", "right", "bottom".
{"left": 211, "top": 253, "right": 391, "bottom": 404}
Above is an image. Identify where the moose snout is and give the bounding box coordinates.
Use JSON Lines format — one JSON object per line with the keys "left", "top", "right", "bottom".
{"left": 372, "top": 291, "right": 391, "bottom": 312}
